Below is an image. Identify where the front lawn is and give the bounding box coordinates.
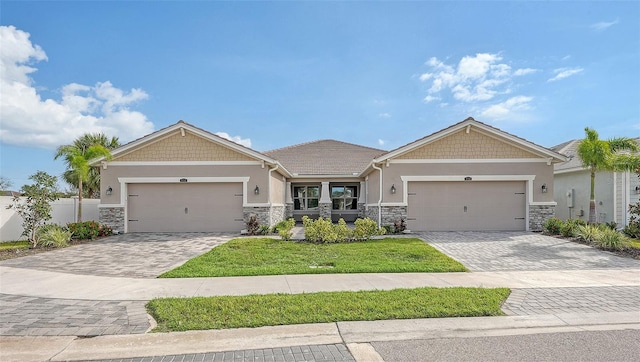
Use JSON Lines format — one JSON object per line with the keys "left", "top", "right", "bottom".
{"left": 147, "top": 287, "right": 510, "bottom": 331}
{"left": 0, "top": 241, "right": 30, "bottom": 251}
{"left": 159, "top": 237, "right": 467, "bottom": 278}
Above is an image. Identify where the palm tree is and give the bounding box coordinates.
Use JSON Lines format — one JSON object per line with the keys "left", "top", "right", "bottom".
{"left": 61, "top": 134, "right": 120, "bottom": 198}
{"left": 55, "top": 134, "right": 115, "bottom": 222}
{"left": 577, "top": 128, "right": 639, "bottom": 223}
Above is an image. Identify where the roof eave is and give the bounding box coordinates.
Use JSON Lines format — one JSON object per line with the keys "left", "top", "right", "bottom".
{"left": 90, "top": 121, "right": 279, "bottom": 166}
{"left": 373, "top": 118, "right": 567, "bottom": 163}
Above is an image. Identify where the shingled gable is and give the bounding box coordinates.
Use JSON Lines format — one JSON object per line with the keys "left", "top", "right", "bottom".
{"left": 264, "top": 139, "right": 386, "bottom": 176}
{"left": 91, "top": 120, "right": 287, "bottom": 171}
{"left": 372, "top": 117, "right": 567, "bottom": 164}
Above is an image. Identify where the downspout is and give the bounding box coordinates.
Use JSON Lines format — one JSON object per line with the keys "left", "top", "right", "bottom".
{"left": 266, "top": 164, "right": 280, "bottom": 226}
{"left": 371, "top": 163, "right": 383, "bottom": 226}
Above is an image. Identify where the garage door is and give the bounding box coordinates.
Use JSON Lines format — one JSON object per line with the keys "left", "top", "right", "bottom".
{"left": 127, "top": 183, "right": 244, "bottom": 232}
{"left": 407, "top": 181, "right": 526, "bottom": 231}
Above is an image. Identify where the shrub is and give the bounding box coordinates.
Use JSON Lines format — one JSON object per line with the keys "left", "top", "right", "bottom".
{"left": 277, "top": 218, "right": 296, "bottom": 241}
{"left": 36, "top": 224, "right": 71, "bottom": 248}
{"left": 258, "top": 224, "right": 271, "bottom": 235}
{"left": 353, "top": 218, "right": 386, "bottom": 240}
{"left": 382, "top": 225, "right": 394, "bottom": 234}
{"left": 594, "top": 228, "right": 628, "bottom": 251}
{"left": 246, "top": 214, "right": 259, "bottom": 235}
{"left": 624, "top": 202, "right": 640, "bottom": 238}
{"left": 623, "top": 223, "right": 640, "bottom": 239}
{"left": 393, "top": 218, "right": 407, "bottom": 234}
{"left": 67, "top": 221, "right": 112, "bottom": 240}
{"left": 560, "top": 219, "right": 585, "bottom": 238}
{"left": 543, "top": 217, "right": 564, "bottom": 235}
{"left": 603, "top": 221, "right": 618, "bottom": 230}
{"left": 575, "top": 224, "right": 602, "bottom": 243}
{"left": 303, "top": 216, "right": 341, "bottom": 243}
{"left": 334, "top": 219, "right": 351, "bottom": 243}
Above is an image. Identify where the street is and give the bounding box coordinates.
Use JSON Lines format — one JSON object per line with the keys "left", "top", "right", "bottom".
{"left": 371, "top": 329, "right": 640, "bottom": 362}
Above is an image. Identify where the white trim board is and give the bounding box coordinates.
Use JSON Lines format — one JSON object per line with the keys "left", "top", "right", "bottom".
{"left": 106, "top": 161, "right": 263, "bottom": 167}
{"left": 389, "top": 158, "right": 550, "bottom": 164}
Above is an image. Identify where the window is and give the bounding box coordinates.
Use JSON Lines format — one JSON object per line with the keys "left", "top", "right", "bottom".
{"left": 293, "top": 186, "right": 319, "bottom": 210}
{"left": 331, "top": 185, "right": 358, "bottom": 210}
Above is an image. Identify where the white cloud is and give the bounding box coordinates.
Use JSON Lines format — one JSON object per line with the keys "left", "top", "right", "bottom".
{"left": 480, "top": 96, "right": 533, "bottom": 120}
{"left": 591, "top": 18, "right": 619, "bottom": 32}
{"left": 378, "top": 112, "right": 391, "bottom": 119}
{"left": 378, "top": 139, "right": 385, "bottom": 146}
{"left": 419, "top": 53, "right": 528, "bottom": 103}
{"left": 215, "top": 132, "right": 252, "bottom": 148}
{"left": 423, "top": 95, "right": 439, "bottom": 103}
{"left": 561, "top": 55, "right": 571, "bottom": 61}
{"left": 513, "top": 68, "right": 538, "bottom": 76}
{"left": 548, "top": 67, "right": 584, "bottom": 82}
{"left": 0, "top": 25, "right": 154, "bottom": 149}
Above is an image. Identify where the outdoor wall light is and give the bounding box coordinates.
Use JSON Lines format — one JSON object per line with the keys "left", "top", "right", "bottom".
{"left": 636, "top": 186, "right": 640, "bottom": 194}
{"left": 541, "top": 184, "right": 547, "bottom": 193}
{"left": 254, "top": 185, "right": 260, "bottom": 195}
{"left": 106, "top": 187, "right": 112, "bottom": 196}
{"left": 390, "top": 184, "right": 396, "bottom": 194}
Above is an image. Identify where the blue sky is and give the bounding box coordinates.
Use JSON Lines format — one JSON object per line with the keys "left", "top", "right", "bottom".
{"left": 1, "top": 1, "right": 638, "bottom": 189}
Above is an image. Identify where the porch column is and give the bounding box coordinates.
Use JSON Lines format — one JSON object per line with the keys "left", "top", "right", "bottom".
{"left": 285, "top": 181, "right": 293, "bottom": 218}
{"left": 358, "top": 181, "right": 366, "bottom": 218}
{"left": 319, "top": 181, "right": 332, "bottom": 219}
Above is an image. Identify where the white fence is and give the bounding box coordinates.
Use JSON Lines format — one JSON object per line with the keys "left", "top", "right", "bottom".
{"left": 0, "top": 196, "right": 100, "bottom": 242}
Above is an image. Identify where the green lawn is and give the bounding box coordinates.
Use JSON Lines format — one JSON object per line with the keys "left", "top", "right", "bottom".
{"left": 147, "top": 287, "right": 510, "bottom": 331}
{"left": 159, "top": 237, "right": 467, "bottom": 278}
{"left": 0, "top": 241, "right": 30, "bottom": 251}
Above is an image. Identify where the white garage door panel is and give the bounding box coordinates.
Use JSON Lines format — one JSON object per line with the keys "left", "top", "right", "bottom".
{"left": 128, "top": 183, "right": 243, "bottom": 232}
{"left": 407, "top": 181, "right": 526, "bottom": 231}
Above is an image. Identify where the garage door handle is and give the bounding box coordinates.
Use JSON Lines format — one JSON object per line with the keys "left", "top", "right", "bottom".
{"left": 408, "top": 192, "right": 417, "bottom": 196}
{"left": 234, "top": 218, "right": 244, "bottom": 221}
{"left": 406, "top": 218, "right": 417, "bottom": 220}
{"left": 514, "top": 217, "right": 525, "bottom": 220}
{"left": 128, "top": 219, "right": 139, "bottom": 222}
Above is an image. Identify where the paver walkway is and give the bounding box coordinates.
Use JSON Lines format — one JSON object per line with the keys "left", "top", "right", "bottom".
{"left": 502, "top": 286, "right": 640, "bottom": 316}
{"left": 419, "top": 231, "right": 640, "bottom": 271}
{"left": 90, "top": 344, "right": 355, "bottom": 362}
{"left": 0, "top": 233, "right": 233, "bottom": 278}
{"left": 0, "top": 294, "right": 149, "bottom": 336}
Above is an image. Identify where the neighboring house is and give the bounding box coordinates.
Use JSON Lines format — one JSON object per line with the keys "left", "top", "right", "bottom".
{"left": 552, "top": 138, "right": 640, "bottom": 227}
{"left": 92, "top": 117, "right": 566, "bottom": 233}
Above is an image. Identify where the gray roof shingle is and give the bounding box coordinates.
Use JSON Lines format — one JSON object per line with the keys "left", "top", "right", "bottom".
{"left": 264, "top": 140, "right": 386, "bottom": 175}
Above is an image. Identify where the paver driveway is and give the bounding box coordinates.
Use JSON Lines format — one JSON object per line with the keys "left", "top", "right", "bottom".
{"left": 418, "top": 231, "right": 640, "bottom": 271}
{"left": 0, "top": 232, "right": 234, "bottom": 278}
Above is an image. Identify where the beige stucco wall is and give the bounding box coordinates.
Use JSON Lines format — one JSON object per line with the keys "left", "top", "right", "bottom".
{"left": 114, "top": 131, "right": 254, "bottom": 162}
{"left": 365, "top": 169, "right": 381, "bottom": 205}
{"left": 397, "top": 129, "right": 539, "bottom": 159}
{"left": 270, "top": 173, "right": 285, "bottom": 204}
{"left": 100, "top": 164, "right": 270, "bottom": 204}
{"left": 372, "top": 162, "right": 555, "bottom": 204}
{"left": 554, "top": 170, "right": 616, "bottom": 223}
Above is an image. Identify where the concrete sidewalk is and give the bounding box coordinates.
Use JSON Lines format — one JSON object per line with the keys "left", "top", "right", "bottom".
{"left": 2, "top": 266, "right": 639, "bottom": 300}
{"left": 2, "top": 311, "right": 638, "bottom": 362}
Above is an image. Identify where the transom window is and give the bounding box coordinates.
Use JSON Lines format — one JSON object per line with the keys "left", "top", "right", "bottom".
{"left": 293, "top": 186, "right": 319, "bottom": 210}
{"left": 331, "top": 185, "right": 358, "bottom": 210}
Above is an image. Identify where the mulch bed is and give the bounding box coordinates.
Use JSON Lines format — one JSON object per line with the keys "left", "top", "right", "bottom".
{"left": 544, "top": 233, "right": 640, "bottom": 260}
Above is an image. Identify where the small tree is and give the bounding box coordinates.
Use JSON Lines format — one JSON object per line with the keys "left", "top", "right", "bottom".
{"left": 55, "top": 136, "right": 113, "bottom": 222}
{"left": 0, "top": 176, "right": 12, "bottom": 190}
{"left": 6, "top": 171, "right": 59, "bottom": 247}
{"left": 576, "top": 128, "right": 639, "bottom": 223}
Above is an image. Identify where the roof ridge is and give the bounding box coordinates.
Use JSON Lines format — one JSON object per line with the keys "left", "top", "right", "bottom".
{"left": 264, "top": 139, "right": 386, "bottom": 154}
